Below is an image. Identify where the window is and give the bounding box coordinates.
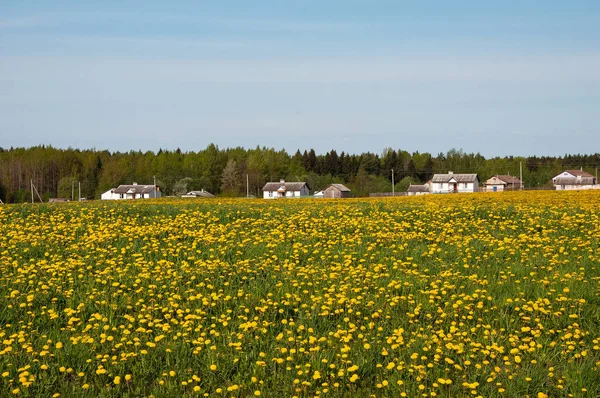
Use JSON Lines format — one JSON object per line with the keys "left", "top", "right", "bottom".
{"left": 463, "top": 183, "right": 468, "bottom": 188}
{"left": 438, "top": 183, "right": 443, "bottom": 189}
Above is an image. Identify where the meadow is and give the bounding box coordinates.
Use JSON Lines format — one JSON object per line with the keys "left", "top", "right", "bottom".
{"left": 0, "top": 191, "right": 599, "bottom": 397}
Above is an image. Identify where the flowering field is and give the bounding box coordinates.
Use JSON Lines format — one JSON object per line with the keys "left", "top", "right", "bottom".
{"left": 1, "top": 191, "right": 599, "bottom": 397}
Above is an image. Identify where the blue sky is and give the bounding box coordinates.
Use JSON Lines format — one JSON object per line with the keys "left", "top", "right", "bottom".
{"left": 1, "top": 1, "right": 599, "bottom": 156}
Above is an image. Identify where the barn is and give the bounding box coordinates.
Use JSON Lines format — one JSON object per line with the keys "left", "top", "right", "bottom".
{"left": 322, "top": 184, "right": 351, "bottom": 198}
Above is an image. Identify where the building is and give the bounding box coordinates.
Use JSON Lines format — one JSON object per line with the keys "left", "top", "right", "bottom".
{"left": 552, "top": 170, "right": 597, "bottom": 190}
{"left": 322, "top": 184, "right": 351, "bottom": 198}
{"left": 101, "top": 189, "right": 120, "bottom": 200}
{"left": 101, "top": 183, "right": 161, "bottom": 200}
{"left": 407, "top": 183, "right": 431, "bottom": 196}
{"left": 483, "top": 175, "right": 523, "bottom": 192}
{"left": 262, "top": 180, "right": 310, "bottom": 199}
{"left": 431, "top": 172, "right": 479, "bottom": 193}
{"left": 313, "top": 190, "right": 324, "bottom": 198}
{"left": 182, "top": 189, "right": 215, "bottom": 198}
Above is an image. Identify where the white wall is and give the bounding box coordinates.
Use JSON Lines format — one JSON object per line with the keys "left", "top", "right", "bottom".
{"left": 263, "top": 187, "right": 309, "bottom": 199}
{"left": 485, "top": 184, "right": 505, "bottom": 192}
{"left": 432, "top": 181, "right": 478, "bottom": 194}
{"left": 552, "top": 171, "right": 576, "bottom": 183}
{"left": 101, "top": 188, "right": 161, "bottom": 200}
{"left": 101, "top": 190, "right": 120, "bottom": 200}
{"left": 264, "top": 191, "right": 280, "bottom": 199}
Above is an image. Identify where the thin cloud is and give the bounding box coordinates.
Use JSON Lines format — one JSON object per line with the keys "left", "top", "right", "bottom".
{"left": 0, "top": 16, "right": 44, "bottom": 29}
{"left": 4, "top": 52, "right": 597, "bottom": 84}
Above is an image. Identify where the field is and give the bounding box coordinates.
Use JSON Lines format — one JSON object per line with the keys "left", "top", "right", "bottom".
{"left": 1, "top": 191, "right": 599, "bottom": 397}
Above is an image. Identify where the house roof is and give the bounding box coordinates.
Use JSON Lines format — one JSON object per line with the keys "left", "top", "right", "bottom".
{"left": 554, "top": 177, "right": 596, "bottom": 185}
{"left": 565, "top": 169, "right": 594, "bottom": 178}
{"left": 262, "top": 182, "right": 309, "bottom": 191}
{"left": 486, "top": 175, "right": 522, "bottom": 185}
{"left": 407, "top": 184, "right": 430, "bottom": 192}
{"left": 113, "top": 185, "right": 156, "bottom": 194}
{"left": 431, "top": 173, "right": 478, "bottom": 183}
{"left": 185, "top": 190, "right": 215, "bottom": 198}
{"left": 324, "top": 183, "right": 351, "bottom": 192}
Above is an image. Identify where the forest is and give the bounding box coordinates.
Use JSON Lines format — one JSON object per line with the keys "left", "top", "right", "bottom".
{"left": 0, "top": 145, "right": 599, "bottom": 202}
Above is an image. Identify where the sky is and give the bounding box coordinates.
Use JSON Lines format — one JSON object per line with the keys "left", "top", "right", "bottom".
{"left": 1, "top": 1, "right": 599, "bottom": 157}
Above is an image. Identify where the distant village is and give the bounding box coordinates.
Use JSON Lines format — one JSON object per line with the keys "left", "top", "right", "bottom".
{"left": 91, "top": 169, "right": 599, "bottom": 202}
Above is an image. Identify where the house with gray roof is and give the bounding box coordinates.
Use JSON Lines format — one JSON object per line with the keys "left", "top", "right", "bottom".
{"left": 182, "top": 189, "right": 215, "bottom": 198}
{"left": 262, "top": 180, "right": 310, "bottom": 199}
{"left": 323, "top": 183, "right": 351, "bottom": 198}
{"left": 407, "top": 183, "right": 431, "bottom": 195}
{"left": 483, "top": 175, "right": 523, "bottom": 192}
{"left": 101, "top": 183, "right": 161, "bottom": 200}
{"left": 552, "top": 170, "right": 597, "bottom": 190}
{"left": 431, "top": 172, "right": 479, "bottom": 194}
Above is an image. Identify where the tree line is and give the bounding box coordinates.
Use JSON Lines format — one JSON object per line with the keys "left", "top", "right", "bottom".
{"left": 0, "top": 145, "right": 598, "bottom": 203}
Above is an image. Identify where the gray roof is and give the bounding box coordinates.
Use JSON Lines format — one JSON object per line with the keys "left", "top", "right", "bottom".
{"left": 554, "top": 177, "right": 596, "bottom": 185}
{"left": 407, "top": 184, "right": 430, "bottom": 192}
{"left": 262, "top": 182, "right": 309, "bottom": 191}
{"left": 565, "top": 170, "right": 594, "bottom": 177}
{"left": 485, "top": 175, "right": 522, "bottom": 185}
{"left": 496, "top": 175, "right": 521, "bottom": 184}
{"left": 431, "top": 173, "right": 478, "bottom": 183}
{"left": 113, "top": 184, "right": 157, "bottom": 194}
{"left": 324, "top": 183, "right": 351, "bottom": 192}
{"left": 185, "top": 190, "right": 215, "bottom": 198}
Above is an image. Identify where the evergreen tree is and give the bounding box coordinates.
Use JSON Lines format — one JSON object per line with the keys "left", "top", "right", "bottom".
{"left": 307, "top": 149, "right": 317, "bottom": 172}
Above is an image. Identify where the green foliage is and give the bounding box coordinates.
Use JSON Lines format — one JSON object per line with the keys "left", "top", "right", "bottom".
{"left": 57, "top": 176, "right": 78, "bottom": 200}
{"left": 0, "top": 145, "right": 598, "bottom": 202}
{"left": 221, "top": 159, "right": 241, "bottom": 196}
{"left": 172, "top": 177, "right": 194, "bottom": 197}
{"left": 396, "top": 176, "right": 419, "bottom": 192}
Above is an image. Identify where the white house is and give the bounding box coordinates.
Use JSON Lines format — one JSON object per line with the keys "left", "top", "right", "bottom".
{"left": 262, "top": 180, "right": 310, "bottom": 199}
{"left": 431, "top": 172, "right": 479, "bottom": 194}
{"left": 182, "top": 189, "right": 215, "bottom": 198}
{"left": 313, "top": 190, "right": 324, "bottom": 198}
{"left": 483, "top": 175, "right": 523, "bottom": 192}
{"left": 552, "top": 170, "right": 597, "bottom": 190}
{"left": 101, "top": 189, "right": 121, "bottom": 200}
{"left": 101, "top": 183, "right": 161, "bottom": 200}
{"left": 407, "top": 182, "right": 431, "bottom": 196}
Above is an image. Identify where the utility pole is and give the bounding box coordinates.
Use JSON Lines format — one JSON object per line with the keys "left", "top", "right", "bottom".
{"left": 30, "top": 180, "right": 43, "bottom": 203}
{"left": 520, "top": 161, "right": 523, "bottom": 190}
{"left": 78, "top": 181, "right": 81, "bottom": 201}
{"left": 391, "top": 168, "right": 395, "bottom": 197}
{"left": 246, "top": 174, "right": 249, "bottom": 198}
{"left": 71, "top": 181, "right": 74, "bottom": 201}
{"left": 31, "top": 180, "right": 34, "bottom": 204}
{"left": 153, "top": 175, "right": 157, "bottom": 198}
